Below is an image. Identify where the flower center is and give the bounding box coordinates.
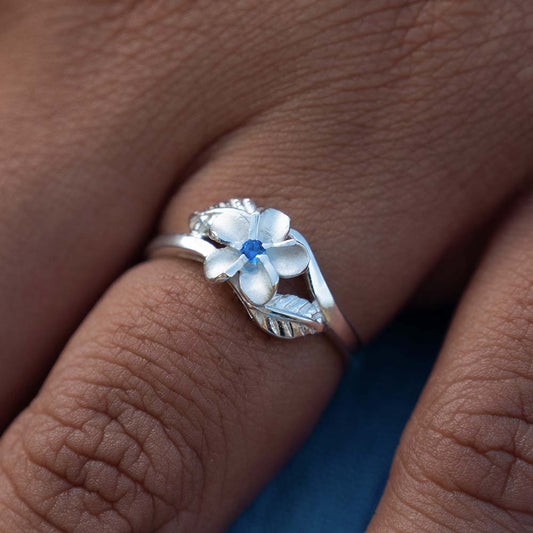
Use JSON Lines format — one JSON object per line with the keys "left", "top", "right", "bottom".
{"left": 240, "top": 239, "right": 265, "bottom": 263}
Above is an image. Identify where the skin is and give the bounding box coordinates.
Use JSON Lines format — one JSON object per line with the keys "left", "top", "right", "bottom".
{"left": 0, "top": 0, "right": 532, "bottom": 531}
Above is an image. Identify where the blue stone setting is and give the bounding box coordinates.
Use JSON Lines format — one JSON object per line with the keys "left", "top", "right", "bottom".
{"left": 240, "top": 239, "right": 265, "bottom": 263}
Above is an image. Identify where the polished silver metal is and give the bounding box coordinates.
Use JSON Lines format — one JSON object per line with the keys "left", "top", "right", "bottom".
{"left": 147, "top": 199, "right": 360, "bottom": 361}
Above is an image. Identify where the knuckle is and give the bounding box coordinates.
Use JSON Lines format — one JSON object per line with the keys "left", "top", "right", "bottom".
{"left": 2, "top": 389, "right": 184, "bottom": 531}
{"left": 394, "top": 368, "right": 533, "bottom": 531}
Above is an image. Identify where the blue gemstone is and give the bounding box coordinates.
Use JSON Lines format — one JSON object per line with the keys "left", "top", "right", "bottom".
{"left": 240, "top": 239, "right": 266, "bottom": 263}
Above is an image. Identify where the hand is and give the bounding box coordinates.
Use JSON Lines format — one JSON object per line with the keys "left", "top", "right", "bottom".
{"left": 0, "top": 1, "right": 532, "bottom": 531}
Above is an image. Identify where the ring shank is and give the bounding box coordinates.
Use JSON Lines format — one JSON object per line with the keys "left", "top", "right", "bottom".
{"left": 147, "top": 234, "right": 216, "bottom": 263}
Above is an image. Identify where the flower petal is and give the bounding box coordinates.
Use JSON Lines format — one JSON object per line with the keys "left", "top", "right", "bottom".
{"left": 204, "top": 247, "right": 243, "bottom": 281}
{"left": 257, "top": 208, "right": 290, "bottom": 243}
{"left": 238, "top": 261, "right": 277, "bottom": 305}
{"left": 248, "top": 212, "right": 261, "bottom": 239}
{"left": 209, "top": 210, "right": 250, "bottom": 246}
{"left": 266, "top": 240, "right": 309, "bottom": 278}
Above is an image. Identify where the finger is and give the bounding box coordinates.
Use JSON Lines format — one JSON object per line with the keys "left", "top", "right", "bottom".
{"left": 1, "top": 2, "right": 533, "bottom": 531}
{"left": 368, "top": 193, "right": 533, "bottom": 532}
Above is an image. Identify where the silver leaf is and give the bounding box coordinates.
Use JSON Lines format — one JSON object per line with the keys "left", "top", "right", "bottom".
{"left": 245, "top": 293, "right": 325, "bottom": 339}
{"left": 189, "top": 198, "right": 257, "bottom": 236}
{"left": 211, "top": 198, "right": 257, "bottom": 213}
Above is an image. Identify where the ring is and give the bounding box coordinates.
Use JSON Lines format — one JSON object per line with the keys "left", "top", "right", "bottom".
{"left": 147, "top": 198, "right": 360, "bottom": 361}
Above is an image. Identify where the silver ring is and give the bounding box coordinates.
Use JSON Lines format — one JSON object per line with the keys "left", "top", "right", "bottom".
{"left": 146, "top": 198, "right": 360, "bottom": 362}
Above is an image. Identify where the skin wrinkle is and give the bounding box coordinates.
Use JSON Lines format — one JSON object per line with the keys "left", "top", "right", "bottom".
{"left": 53, "top": 371, "right": 208, "bottom": 504}
{"left": 18, "top": 402, "right": 187, "bottom": 530}
{"left": 145, "top": 285, "right": 253, "bottom": 375}
{"left": 92, "top": 340, "right": 216, "bottom": 432}
{"left": 29, "top": 410, "right": 154, "bottom": 497}
{"left": 59, "top": 403, "right": 191, "bottom": 516}
{"left": 1, "top": 453, "right": 71, "bottom": 533}
{"left": 0, "top": 503, "right": 37, "bottom": 533}
{"left": 443, "top": 411, "right": 528, "bottom": 463}
{"left": 47, "top": 385, "right": 169, "bottom": 483}
{"left": 33, "top": 364, "right": 210, "bottom": 517}
{"left": 52, "top": 1, "right": 386, "bottom": 128}
{"left": 186, "top": 61, "right": 524, "bottom": 195}
{"left": 391, "top": 449, "right": 525, "bottom": 533}
{"left": 443, "top": 340, "right": 533, "bottom": 377}
{"left": 396, "top": 448, "right": 515, "bottom": 531}
{"left": 141, "top": 263, "right": 302, "bottom": 383}
{"left": 423, "top": 425, "right": 533, "bottom": 508}
{"left": 387, "top": 472, "right": 459, "bottom": 533}
{"left": 21, "top": 437, "right": 136, "bottom": 530}
{"left": 441, "top": 486, "right": 513, "bottom": 533}
{"left": 425, "top": 369, "right": 531, "bottom": 416}
{"left": 108, "top": 321, "right": 215, "bottom": 406}
{"left": 412, "top": 391, "right": 533, "bottom": 509}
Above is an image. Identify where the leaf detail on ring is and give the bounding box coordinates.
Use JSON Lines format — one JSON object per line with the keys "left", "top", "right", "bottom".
{"left": 189, "top": 198, "right": 256, "bottom": 235}
{"left": 246, "top": 293, "right": 325, "bottom": 338}
{"left": 212, "top": 198, "right": 257, "bottom": 213}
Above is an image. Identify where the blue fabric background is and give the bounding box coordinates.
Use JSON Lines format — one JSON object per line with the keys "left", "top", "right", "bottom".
{"left": 229, "top": 309, "right": 450, "bottom": 533}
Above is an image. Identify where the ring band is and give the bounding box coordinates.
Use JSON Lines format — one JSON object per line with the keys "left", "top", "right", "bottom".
{"left": 147, "top": 199, "right": 360, "bottom": 361}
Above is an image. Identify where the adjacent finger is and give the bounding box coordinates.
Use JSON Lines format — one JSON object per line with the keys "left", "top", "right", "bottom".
{"left": 368, "top": 194, "right": 533, "bottom": 532}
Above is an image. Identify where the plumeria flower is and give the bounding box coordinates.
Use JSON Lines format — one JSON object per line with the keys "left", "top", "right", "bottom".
{"left": 204, "top": 208, "right": 310, "bottom": 305}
